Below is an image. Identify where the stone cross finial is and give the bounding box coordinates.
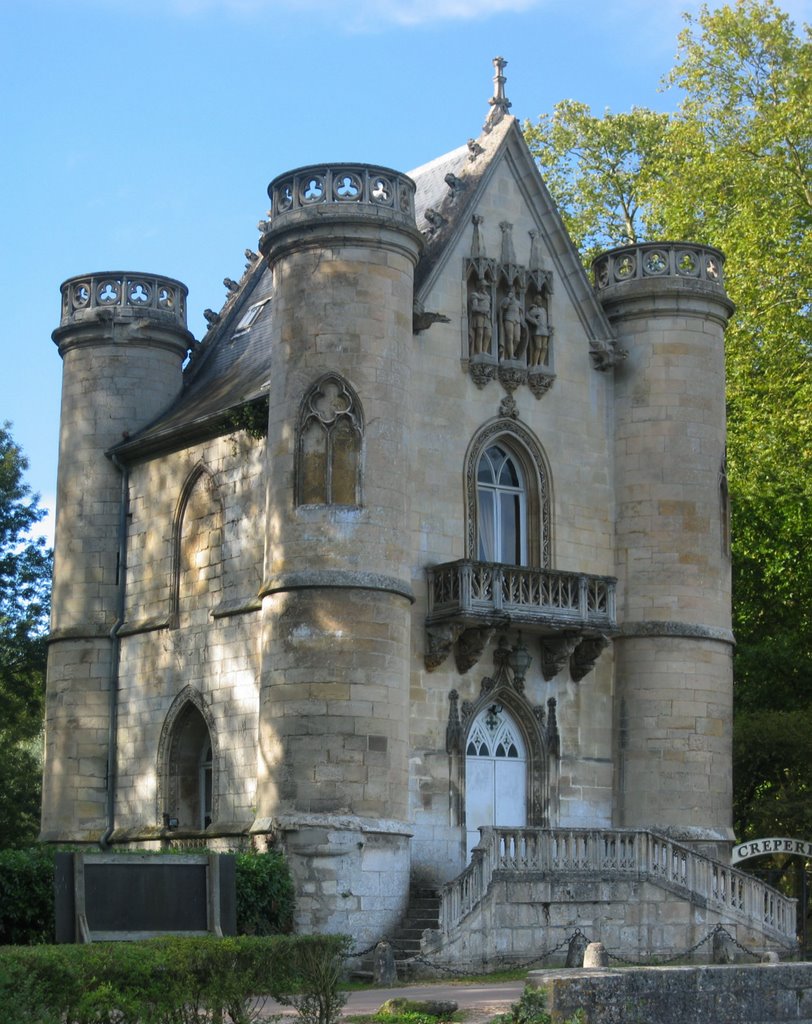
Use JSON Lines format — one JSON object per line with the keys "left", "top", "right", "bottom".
{"left": 484, "top": 56, "right": 511, "bottom": 131}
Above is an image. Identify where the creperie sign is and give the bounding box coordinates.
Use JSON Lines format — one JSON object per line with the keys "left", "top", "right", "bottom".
{"left": 732, "top": 837, "right": 812, "bottom": 864}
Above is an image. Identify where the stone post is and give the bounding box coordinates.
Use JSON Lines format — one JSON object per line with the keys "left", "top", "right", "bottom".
{"left": 593, "top": 244, "right": 736, "bottom": 857}
{"left": 43, "top": 274, "right": 191, "bottom": 841}
{"left": 254, "top": 167, "right": 423, "bottom": 941}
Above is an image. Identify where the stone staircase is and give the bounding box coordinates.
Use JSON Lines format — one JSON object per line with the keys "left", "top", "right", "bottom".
{"left": 353, "top": 884, "right": 441, "bottom": 980}
{"left": 390, "top": 885, "right": 441, "bottom": 969}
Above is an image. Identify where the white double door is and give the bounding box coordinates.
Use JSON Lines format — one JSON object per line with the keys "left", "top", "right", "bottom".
{"left": 465, "top": 705, "right": 527, "bottom": 859}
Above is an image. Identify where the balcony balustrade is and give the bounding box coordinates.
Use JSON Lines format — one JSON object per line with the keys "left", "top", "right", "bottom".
{"left": 425, "top": 560, "right": 617, "bottom": 675}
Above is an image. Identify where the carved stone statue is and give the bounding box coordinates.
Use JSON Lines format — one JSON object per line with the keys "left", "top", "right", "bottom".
{"left": 469, "top": 282, "right": 493, "bottom": 356}
{"left": 526, "top": 301, "right": 551, "bottom": 366}
{"left": 499, "top": 286, "right": 525, "bottom": 361}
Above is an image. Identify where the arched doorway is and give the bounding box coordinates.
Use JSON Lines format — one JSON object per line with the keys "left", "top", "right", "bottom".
{"left": 465, "top": 704, "right": 527, "bottom": 858}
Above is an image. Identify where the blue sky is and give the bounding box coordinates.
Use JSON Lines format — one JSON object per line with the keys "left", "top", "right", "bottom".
{"left": 2, "top": 0, "right": 809, "bottom": 544}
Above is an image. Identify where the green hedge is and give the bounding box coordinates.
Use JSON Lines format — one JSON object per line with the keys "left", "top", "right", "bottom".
{"left": 0, "top": 933, "right": 350, "bottom": 1024}
{"left": 0, "top": 845, "right": 56, "bottom": 945}
{"left": 0, "top": 848, "right": 294, "bottom": 945}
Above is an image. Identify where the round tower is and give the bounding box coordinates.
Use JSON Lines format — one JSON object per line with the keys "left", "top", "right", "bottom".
{"left": 255, "top": 166, "right": 422, "bottom": 939}
{"left": 593, "top": 243, "right": 736, "bottom": 857}
{"left": 43, "top": 274, "right": 192, "bottom": 841}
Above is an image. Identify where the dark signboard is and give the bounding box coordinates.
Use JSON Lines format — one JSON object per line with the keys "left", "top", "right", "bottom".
{"left": 55, "top": 852, "right": 236, "bottom": 943}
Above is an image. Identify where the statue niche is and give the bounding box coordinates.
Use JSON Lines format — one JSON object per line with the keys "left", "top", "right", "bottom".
{"left": 464, "top": 217, "right": 555, "bottom": 398}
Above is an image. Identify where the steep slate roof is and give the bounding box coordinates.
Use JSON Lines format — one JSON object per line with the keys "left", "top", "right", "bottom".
{"left": 114, "top": 113, "right": 615, "bottom": 462}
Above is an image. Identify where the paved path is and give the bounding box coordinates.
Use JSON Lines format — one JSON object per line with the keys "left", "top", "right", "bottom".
{"left": 260, "top": 979, "right": 525, "bottom": 1020}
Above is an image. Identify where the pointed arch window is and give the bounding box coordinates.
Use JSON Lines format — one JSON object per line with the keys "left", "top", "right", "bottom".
{"left": 171, "top": 465, "right": 224, "bottom": 628}
{"left": 465, "top": 421, "right": 551, "bottom": 569}
{"left": 476, "top": 444, "right": 527, "bottom": 565}
{"left": 158, "top": 690, "right": 217, "bottom": 832}
{"left": 297, "top": 374, "right": 364, "bottom": 506}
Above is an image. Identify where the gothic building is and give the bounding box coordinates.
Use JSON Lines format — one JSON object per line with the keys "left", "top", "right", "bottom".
{"left": 42, "top": 61, "right": 795, "bottom": 960}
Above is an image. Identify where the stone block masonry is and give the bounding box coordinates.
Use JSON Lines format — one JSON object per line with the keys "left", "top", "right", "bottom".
{"left": 529, "top": 962, "right": 812, "bottom": 1024}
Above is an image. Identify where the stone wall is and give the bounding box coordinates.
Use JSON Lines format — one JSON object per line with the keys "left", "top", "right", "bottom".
{"left": 528, "top": 963, "right": 812, "bottom": 1024}
{"left": 424, "top": 872, "right": 793, "bottom": 968}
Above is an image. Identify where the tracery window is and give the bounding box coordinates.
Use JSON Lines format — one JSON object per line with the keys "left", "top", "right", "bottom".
{"left": 465, "top": 421, "right": 551, "bottom": 568}
{"left": 297, "top": 373, "right": 363, "bottom": 506}
{"left": 476, "top": 444, "right": 527, "bottom": 565}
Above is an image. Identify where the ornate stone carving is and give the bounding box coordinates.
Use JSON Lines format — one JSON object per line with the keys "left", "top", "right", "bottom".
{"left": 570, "top": 634, "right": 611, "bottom": 682}
{"left": 499, "top": 394, "right": 519, "bottom": 419}
{"left": 469, "top": 356, "right": 497, "bottom": 389}
{"left": 540, "top": 633, "right": 582, "bottom": 681}
{"left": 424, "top": 207, "right": 447, "bottom": 234}
{"left": 498, "top": 287, "right": 525, "bottom": 361}
{"left": 467, "top": 138, "right": 484, "bottom": 161}
{"left": 455, "top": 626, "right": 495, "bottom": 675}
{"left": 497, "top": 361, "right": 527, "bottom": 393}
{"left": 483, "top": 56, "right": 511, "bottom": 132}
{"left": 444, "top": 172, "right": 467, "bottom": 199}
{"left": 463, "top": 217, "right": 556, "bottom": 393}
{"left": 589, "top": 338, "right": 627, "bottom": 372}
{"left": 224, "top": 277, "right": 240, "bottom": 294}
{"left": 527, "top": 368, "right": 555, "bottom": 399}
{"left": 499, "top": 221, "right": 517, "bottom": 267}
{"left": 413, "top": 304, "right": 451, "bottom": 335}
{"left": 425, "top": 622, "right": 464, "bottom": 672}
{"left": 469, "top": 284, "right": 493, "bottom": 357}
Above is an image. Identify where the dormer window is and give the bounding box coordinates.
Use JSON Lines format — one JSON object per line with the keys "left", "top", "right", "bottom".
{"left": 233, "top": 297, "right": 271, "bottom": 335}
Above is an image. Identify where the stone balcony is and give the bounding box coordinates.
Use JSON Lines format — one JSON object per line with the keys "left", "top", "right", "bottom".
{"left": 425, "top": 560, "right": 617, "bottom": 678}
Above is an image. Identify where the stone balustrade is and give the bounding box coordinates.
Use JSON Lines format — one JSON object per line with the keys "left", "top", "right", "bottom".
{"left": 426, "top": 560, "right": 616, "bottom": 632}
{"left": 439, "top": 827, "right": 797, "bottom": 945}
{"left": 59, "top": 273, "right": 188, "bottom": 328}
{"left": 592, "top": 242, "right": 726, "bottom": 292}
{"left": 266, "top": 164, "right": 416, "bottom": 221}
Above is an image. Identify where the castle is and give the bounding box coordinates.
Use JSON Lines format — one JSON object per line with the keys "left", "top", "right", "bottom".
{"left": 42, "top": 61, "right": 796, "bottom": 961}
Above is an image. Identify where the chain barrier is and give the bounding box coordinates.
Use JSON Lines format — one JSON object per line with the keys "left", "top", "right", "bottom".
{"left": 350, "top": 924, "right": 784, "bottom": 975}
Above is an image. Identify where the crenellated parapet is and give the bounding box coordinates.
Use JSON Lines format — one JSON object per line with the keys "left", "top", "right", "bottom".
{"left": 58, "top": 272, "right": 189, "bottom": 330}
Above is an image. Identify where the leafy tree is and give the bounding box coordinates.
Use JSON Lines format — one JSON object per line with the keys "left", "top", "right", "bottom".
{"left": 525, "top": 0, "right": 811, "bottom": 843}
{"left": 523, "top": 102, "right": 670, "bottom": 261}
{"left": 0, "top": 425, "right": 52, "bottom": 848}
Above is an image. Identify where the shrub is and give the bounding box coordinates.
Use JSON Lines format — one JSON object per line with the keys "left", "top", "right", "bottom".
{"left": 0, "top": 845, "right": 56, "bottom": 945}
{"left": 494, "top": 985, "right": 584, "bottom": 1024}
{"left": 235, "top": 849, "right": 295, "bottom": 934}
{"left": 0, "top": 933, "right": 348, "bottom": 1024}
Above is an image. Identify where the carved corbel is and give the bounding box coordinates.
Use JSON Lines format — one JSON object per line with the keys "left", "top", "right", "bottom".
{"left": 527, "top": 369, "right": 555, "bottom": 399}
{"left": 570, "top": 634, "right": 611, "bottom": 682}
{"left": 497, "top": 363, "right": 527, "bottom": 393}
{"left": 469, "top": 357, "right": 497, "bottom": 389}
{"left": 455, "top": 626, "right": 495, "bottom": 675}
{"left": 425, "top": 622, "right": 464, "bottom": 672}
{"left": 540, "top": 632, "right": 582, "bottom": 681}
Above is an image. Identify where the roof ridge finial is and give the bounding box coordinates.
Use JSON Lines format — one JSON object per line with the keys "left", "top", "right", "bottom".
{"left": 483, "top": 56, "right": 511, "bottom": 133}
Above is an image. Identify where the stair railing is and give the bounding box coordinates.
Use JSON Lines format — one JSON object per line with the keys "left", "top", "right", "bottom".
{"left": 438, "top": 827, "right": 796, "bottom": 942}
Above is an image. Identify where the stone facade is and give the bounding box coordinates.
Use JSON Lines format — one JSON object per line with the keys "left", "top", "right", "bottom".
{"left": 43, "top": 64, "right": 778, "bottom": 958}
